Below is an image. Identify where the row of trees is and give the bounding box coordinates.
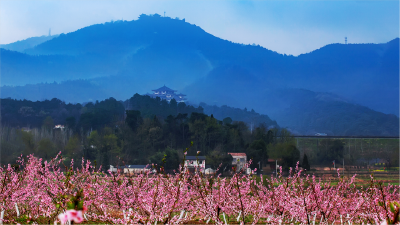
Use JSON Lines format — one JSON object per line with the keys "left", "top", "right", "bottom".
{"left": 300, "top": 138, "right": 399, "bottom": 169}
{"left": 1, "top": 95, "right": 304, "bottom": 174}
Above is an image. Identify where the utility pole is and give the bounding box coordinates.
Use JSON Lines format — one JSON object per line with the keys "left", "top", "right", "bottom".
{"left": 164, "top": 11, "right": 166, "bottom": 17}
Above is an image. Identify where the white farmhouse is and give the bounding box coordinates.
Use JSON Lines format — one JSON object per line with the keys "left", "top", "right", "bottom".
{"left": 228, "top": 153, "right": 247, "bottom": 171}
{"left": 109, "top": 165, "right": 154, "bottom": 174}
{"left": 184, "top": 156, "right": 206, "bottom": 173}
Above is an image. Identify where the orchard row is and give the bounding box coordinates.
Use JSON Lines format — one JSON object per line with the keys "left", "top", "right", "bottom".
{"left": 0, "top": 154, "right": 399, "bottom": 224}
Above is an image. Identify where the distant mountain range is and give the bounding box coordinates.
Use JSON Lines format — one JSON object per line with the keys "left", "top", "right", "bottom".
{"left": 0, "top": 34, "right": 59, "bottom": 52}
{"left": 1, "top": 14, "right": 398, "bottom": 136}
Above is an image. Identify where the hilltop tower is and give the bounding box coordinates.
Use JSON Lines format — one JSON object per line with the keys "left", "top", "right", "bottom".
{"left": 49, "top": 28, "right": 51, "bottom": 36}
{"left": 345, "top": 37, "right": 347, "bottom": 44}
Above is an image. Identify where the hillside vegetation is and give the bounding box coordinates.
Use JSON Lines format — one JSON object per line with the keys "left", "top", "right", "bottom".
{"left": 1, "top": 95, "right": 298, "bottom": 174}
{"left": 1, "top": 14, "right": 398, "bottom": 136}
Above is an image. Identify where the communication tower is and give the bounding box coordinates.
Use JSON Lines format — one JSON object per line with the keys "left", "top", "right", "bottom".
{"left": 49, "top": 28, "right": 51, "bottom": 36}
{"left": 345, "top": 37, "right": 347, "bottom": 44}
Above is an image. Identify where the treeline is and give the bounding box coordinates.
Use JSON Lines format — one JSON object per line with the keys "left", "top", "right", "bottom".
{"left": 1, "top": 98, "right": 82, "bottom": 128}
{"left": 1, "top": 95, "right": 302, "bottom": 173}
{"left": 298, "top": 138, "right": 400, "bottom": 169}
{"left": 199, "top": 102, "right": 278, "bottom": 128}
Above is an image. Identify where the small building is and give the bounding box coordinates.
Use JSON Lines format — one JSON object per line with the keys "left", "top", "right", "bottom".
{"left": 184, "top": 156, "right": 206, "bottom": 173}
{"left": 54, "top": 125, "right": 65, "bottom": 129}
{"left": 146, "top": 85, "right": 187, "bottom": 103}
{"left": 109, "top": 165, "right": 154, "bottom": 174}
{"left": 204, "top": 168, "right": 215, "bottom": 175}
{"left": 228, "top": 153, "right": 247, "bottom": 171}
{"left": 315, "top": 133, "right": 327, "bottom": 136}
{"left": 174, "top": 93, "right": 187, "bottom": 103}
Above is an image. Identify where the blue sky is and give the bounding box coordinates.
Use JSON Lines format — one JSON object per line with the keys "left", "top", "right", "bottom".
{"left": 0, "top": 0, "right": 398, "bottom": 55}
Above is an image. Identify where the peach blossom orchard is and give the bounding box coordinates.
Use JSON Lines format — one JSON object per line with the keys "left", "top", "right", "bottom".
{"left": 0, "top": 153, "right": 399, "bottom": 225}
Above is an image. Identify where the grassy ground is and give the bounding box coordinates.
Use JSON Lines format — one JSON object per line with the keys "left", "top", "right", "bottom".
{"left": 254, "top": 171, "right": 399, "bottom": 189}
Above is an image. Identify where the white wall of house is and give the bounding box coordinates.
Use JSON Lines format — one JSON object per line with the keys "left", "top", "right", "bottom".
{"left": 124, "top": 168, "right": 151, "bottom": 174}
{"left": 109, "top": 165, "right": 118, "bottom": 173}
{"left": 230, "top": 155, "right": 247, "bottom": 171}
{"left": 184, "top": 159, "right": 205, "bottom": 168}
{"left": 184, "top": 159, "right": 205, "bottom": 173}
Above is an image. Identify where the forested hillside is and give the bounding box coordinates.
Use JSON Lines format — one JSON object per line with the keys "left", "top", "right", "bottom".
{"left": 200, "top": 102, "right": 278, "bottom": 128}
{"left": 1, "top": 95, "right": 303, "bottom": 174}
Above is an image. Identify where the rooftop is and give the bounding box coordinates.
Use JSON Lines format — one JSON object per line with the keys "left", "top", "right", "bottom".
{"left": 119, "top": 165, "right": 152, "bottom": 169}
{"left": 152, "top": 85, "right": 177, "bottom": 92}
{"left": 267, "top": 158, "right": 283, "bottom": 162}
{"left": 185, "top": 156, "right": 206, "bottom": 160}
{"left": 228, "top": 153, "right": 247, "bottom": 157}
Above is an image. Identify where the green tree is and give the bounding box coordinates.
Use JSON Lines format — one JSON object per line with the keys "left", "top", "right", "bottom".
{"left": 149, "top": 148, "right": 180, "bottom": 171}
{"left": 65, "top": 136, "right": 81, "bottom": 162}
{"left": 279, "top": 128, "right": 295, "bottom": 144}
{"left": 21, "top": 130, "right": 35, "bottom": 155}
{"left": 42, "top": 116, "right": 54, "bottom": 130}
{"left": 78, "top": 112, "right": 95, "bottom": 131}
{"left": 149, "top": 126, "right": 163, "bottom": 151}
{"left": 88, "top": 130, "right": 101, "bottom": 148}
{"left": 270, "top": 143, "right": 300, "bottom": 170}
{"left": 152, "top": 115, "right": 162, "bottom": 128}
{"left": 65, "top": 116, "right": 76, "bottom": 129}
{"left": 280, "top": 143, "right": 300, "bottom": 170}
{"left": 315, "top": 139, "right": 344, "bottom": 165}
{"left": 254, "top": 124, "right": 267, "bottom": 142}
{"left": 101, "top": 132, "right": 121, "bottom": 168}
{"left": 189, "top": 119, "right": 207, "bottom": 153}
{"left": 247, "top": 139, "right": 268, "bottom": 170}
{"left": 36, "top": 138, "right": 56, "bottom": 160}
{"left": 125, "top": 110, "right": 142, "bottom": 131}
{"left": 223, "top": 117, "right": 232, "bottom": 125}
{"left": 302, "top": 153, "right": 311, "bottom": 171}
{"left": 169, "top": 98, "right": 178, "bottom": 115}
{"left": 206, "top": 150, "right": 233, "bottom": 173}
{"left": 328, "top": 140, "right": 344, "bottom": 163}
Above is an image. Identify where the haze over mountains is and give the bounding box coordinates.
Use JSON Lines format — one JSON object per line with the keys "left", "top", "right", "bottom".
{"left": 1, "top": 14, "right": 398, "bottom": 136}
{"left": 0, "top": 34, "right": 59, "bottom": 52}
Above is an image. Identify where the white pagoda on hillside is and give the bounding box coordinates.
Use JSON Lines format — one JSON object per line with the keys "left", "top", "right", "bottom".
{"left": 147, "top": 85, "right": 187, "bottom": 103}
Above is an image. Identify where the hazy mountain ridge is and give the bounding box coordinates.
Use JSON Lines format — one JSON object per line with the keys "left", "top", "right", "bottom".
{"left": 0, "top": 34, "right": 59, "bottom": 52}
{"left": 1, "top": 14, "right": 398, "bottom": 135}
{"left": 199, "top": 102, "right": 278, "bottom": 129}
{"left": 266, "top": 89, "right": 399, "bottom": 136}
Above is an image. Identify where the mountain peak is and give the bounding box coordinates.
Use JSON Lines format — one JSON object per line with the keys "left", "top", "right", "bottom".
{"left": 24, "top": 14, "right": 208, "bottom": 56}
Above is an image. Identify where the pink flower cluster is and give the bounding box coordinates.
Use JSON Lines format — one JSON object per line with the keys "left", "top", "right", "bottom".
{"left": 0, "top": 153, "right": 399, "bottom": 224}
{"left": 58, "top": 209, "right": 84, "bottom": 224}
